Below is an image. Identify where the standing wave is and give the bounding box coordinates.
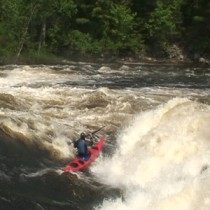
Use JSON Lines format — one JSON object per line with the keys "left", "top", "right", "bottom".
{"left": 92, "top": 98, "right": 210, "bottom": 210}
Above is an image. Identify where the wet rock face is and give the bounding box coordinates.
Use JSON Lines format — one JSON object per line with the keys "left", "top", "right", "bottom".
{"left": 168, "top": 44, "right": 185, "bottom": 61}
{"left": 198, "top": 57, "right": 209, "bottom": 64}
{"left": 193, "top": 53, "right": 210, "bottom": 64}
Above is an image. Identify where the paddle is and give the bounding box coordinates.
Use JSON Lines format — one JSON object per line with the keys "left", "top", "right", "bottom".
{"left": 91, "top": 125, "right": 106, "bottom": 135}
{"left": 68, "top": 125, "right": 106, "bottom": 145}
{"left": 86, "top": 125, "right": 106, "bottom": 143}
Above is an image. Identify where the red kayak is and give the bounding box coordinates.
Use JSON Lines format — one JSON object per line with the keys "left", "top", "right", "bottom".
{"left": 62, "top": 136, "right": 106, "bottom": 172}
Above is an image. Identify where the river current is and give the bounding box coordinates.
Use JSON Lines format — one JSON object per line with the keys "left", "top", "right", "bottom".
{"left": 0, "top": 62, "right": 210, "bottom": 210}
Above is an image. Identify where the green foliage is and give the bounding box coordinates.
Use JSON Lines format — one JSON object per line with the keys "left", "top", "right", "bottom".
{"left": 0, "top": 0, "right": 210, "bottom": 60}
{"left": 145, "top": 1, "right": 178, "bottom": 49}
{"left": 67, "top": 30, "right": 98, "bottom": 53}
{"left": 101, "top": 4, "right": 142, "bottom": 53}
{"left": 193, "top": 16, "right": 205, "bottom": 22}
{"left": 75, "top": 18, "right": 90, "bottom": 24}
{"left": 0, "top": 0, "right": 26, "bottom": 55}
{"left": 181, "top": 0, "right": 210, "bottom": 53}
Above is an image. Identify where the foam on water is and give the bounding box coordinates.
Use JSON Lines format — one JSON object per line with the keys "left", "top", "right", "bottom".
{"left": 92, "top": 98, "right": 210, "bottom": 210}
{"left": 1, "top": 64, "right": 210, "bottom": 210}
{"left": 0, "top": 64, "right": 210, "bottom": 209}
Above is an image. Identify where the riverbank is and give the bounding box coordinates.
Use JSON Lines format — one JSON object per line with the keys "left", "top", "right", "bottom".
{"left": 0, "top": 46, "right": 210, "bottom": 66}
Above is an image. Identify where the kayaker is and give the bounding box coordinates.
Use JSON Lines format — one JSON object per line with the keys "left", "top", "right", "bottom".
{"left": 74, "top": 132, "right": 93, "bottom": 160}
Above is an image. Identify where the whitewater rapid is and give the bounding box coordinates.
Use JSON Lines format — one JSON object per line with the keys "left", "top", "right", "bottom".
{"left": 92, "top": 98, "right": 210, "bottom": 210}
{"left": 0, "top": 64, "right": 210, "bottom": 210}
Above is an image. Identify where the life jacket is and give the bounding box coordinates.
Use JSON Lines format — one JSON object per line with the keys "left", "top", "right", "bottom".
{"left": 77, "top": 139, "right": 88, "bottom": 155}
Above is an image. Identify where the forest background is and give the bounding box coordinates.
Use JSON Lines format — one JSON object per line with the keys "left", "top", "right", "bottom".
{"left": 0, "top": 0, "right": 209, "bottom": 64}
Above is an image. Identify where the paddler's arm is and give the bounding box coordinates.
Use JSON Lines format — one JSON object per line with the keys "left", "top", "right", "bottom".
{"left": 85, "top": 132, "right": 94, "bottom": 146}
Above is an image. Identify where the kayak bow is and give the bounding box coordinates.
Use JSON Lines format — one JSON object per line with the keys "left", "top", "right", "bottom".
{"left": 63, "top": 136, "right": 105, "bottom": 172}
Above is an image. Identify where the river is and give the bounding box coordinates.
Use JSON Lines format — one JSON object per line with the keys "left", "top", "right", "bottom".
{"left": 0, "top": 62, "right": 210, "bottom": 210}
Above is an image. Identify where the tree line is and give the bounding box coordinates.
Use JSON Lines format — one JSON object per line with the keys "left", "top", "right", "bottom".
{"left": 0, "top": 0, "right": 209, "bottom": 62}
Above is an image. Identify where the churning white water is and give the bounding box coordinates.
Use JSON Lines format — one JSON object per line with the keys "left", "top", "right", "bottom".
{"left": 92, "top": 98, "right": 210, "bottom": 210}
{"left": 0, "top": 64, "right": 210, "bottom": 210}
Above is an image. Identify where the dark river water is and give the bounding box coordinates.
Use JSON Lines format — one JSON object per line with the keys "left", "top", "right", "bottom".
{"left": 0, "top": 62, "right": 210, "bottom": 210}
